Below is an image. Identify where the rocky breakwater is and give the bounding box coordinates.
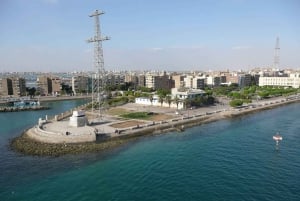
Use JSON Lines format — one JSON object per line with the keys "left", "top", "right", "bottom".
{"left": 0, "top": 105, "right": 49, "bottom": 112}
{"left": 11, "top": 131, "right": 132, "bottom": 156}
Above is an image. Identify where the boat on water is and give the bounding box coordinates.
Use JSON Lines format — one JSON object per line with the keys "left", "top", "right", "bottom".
{"left": 14, "top": 100, "right": 40, "bottom": 107}
{"left": 273, "top": 132, "right": 283, "bottom": 148}
{"left": 273, "top": 132, "right": 283, "bottom": 141}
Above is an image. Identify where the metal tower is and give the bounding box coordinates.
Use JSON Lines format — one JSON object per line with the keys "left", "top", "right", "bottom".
{"left": 87, "top": 10, "right": 110, "bottom": 117}
{"left": 274, "top": 37, "right": 280, "bottom": 69}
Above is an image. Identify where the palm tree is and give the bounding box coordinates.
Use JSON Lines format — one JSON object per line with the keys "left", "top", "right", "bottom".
{"left": 149, "top": 94, "right": 154, "bottom": 106}
{"left": 173, "top": 95, "right": 180, "bottom": 110}
{"left": 183, "top": 98, "right": 191, "bottom": 110}
{"left": 158, "top": 94, "right": 164, "bottom": 107}
{"left": 165, "top": 95, "right": 172, "bottom": 108}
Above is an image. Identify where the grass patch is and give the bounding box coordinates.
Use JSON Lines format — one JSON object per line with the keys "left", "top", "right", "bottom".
{"left": 121, "top": 112, "right": 152, "bottom": 120}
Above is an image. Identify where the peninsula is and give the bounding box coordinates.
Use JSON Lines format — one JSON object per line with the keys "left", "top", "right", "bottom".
{"left": 11, "top": 94, "right": 300, "bottom": 156}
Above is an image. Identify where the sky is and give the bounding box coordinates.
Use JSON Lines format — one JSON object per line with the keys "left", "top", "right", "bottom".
{"left": 0, "top": 0, "right": 300, "bottom": 72}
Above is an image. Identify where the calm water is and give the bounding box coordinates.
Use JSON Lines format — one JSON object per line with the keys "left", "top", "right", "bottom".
{"left": 0, "top": 101, "right": 300, "bottom": 201}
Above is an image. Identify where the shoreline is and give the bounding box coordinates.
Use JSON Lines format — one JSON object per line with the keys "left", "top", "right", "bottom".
{"left": 36, "top": 95, "right": 91, "bottom": 102}
{"left": 10, "top": 96, "right": 300, "bottom": 156}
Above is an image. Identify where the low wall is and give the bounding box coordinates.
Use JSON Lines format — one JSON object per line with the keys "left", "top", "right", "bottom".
{"left": 26, "top": 126, "right": 96, "bottom": 144}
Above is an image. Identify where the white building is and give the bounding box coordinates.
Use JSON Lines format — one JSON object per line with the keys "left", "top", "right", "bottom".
{"left": 259, "top": 73, "right": 300, "bottom": 88}
{"left": 135, "top": 88, "right": 206, "bottom": 109}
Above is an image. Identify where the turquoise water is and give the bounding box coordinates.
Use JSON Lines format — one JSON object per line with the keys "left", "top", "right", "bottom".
{"left": 0, "top": 101, "right": 300, "bottom": 201}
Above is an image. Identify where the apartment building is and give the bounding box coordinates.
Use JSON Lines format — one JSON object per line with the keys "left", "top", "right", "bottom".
{"left": 37, "top": 76, "right": 52, "bottom": 96}
{"left": 0, "top": 78, "right": 13, "bottom": 96}
{"left": 259, "top": 73, "right": 300, "bottom": 88}
{"left": 72, "top": 75, "right": 91, "bottom": 95}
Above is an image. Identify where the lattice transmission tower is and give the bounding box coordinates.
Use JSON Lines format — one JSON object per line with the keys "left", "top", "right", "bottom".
{"left": 87, "top": 10, "right": 110, "bottom": 117}
{"left": 274, "top": 37, "right": 280, "bottom": 69}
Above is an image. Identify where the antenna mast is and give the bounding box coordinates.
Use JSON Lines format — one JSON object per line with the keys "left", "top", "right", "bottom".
{"left": 274, "top": 37, "right": 280, "bottom": 69}
{"left": 87, "top": 10, "right": 110, "bottom": 118}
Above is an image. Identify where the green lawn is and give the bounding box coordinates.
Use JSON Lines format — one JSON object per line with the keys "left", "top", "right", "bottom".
{"left": 120, "top": 112, "right": 152, "bottom": 120}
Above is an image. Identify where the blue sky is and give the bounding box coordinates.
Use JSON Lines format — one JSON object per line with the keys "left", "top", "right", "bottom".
{"left": 0, "top": 0, "right": 299, "bottom": 72}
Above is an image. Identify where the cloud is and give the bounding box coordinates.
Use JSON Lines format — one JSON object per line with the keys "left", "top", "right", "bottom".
{"left": 151, "top": 47, "right": 164, "bottom": 51}
{"left": 232, "top": 46, "right": 252, "bottom": 50}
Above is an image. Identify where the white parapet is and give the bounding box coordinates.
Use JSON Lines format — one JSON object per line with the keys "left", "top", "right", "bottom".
{"left": 69, "top": 110, "right": 88, "bottom": 127}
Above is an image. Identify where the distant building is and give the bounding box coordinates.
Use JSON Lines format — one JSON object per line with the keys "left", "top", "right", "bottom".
{"left": 72, "top": 75, "right": 90, "bottom": 95}
{"left": 0, "top": 77, "right": 26, "bottom": 97}
{"left": 259, "top": 73, "right": 300, "bottom": 88}
{"left": 238, "top": 74, "right": 252, "bottom": 88}
{"left": 51, "top": 77, "right": 61, "bottom": 95}
{"left": 138, "top": 74, "right": 146, "bottom": 87}
{"left": 0, "top": 78, "right": 13, "bottom": 96}
{"left": 184, "top": 75, "right": 193, "bottom": 88}
{"left": 207, "top": 76, "right": 221, "bottom": 87}
{"left": 125, "top": 74, "right": 139, "bottom": 88}
{"left": 192, "top": 78, "right": 205, "bottom": 89}
{"left": 225, "top": 73, "right": 239, "bottom": 85}
{"left": 37, "top": 76, "right": 52, "bottom": 96}
{"left": 172, "top": 74, "right": 184, "bottom": 88}
{"left": 12, "top": 77, "right": 26, "bottom": 96}
{"left": 145, "top": 72, "right": 173, "bottom": 90}
{"left": 106, "top": 73, "right": 125, "bottom": 86}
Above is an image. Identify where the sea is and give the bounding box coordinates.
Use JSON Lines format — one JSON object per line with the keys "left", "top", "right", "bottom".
{"left": 0, "top": 100, "right": 300, "bottom": 201}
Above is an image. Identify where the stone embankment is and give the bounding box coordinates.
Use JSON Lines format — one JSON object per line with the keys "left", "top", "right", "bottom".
{"left": 0, "top": 106, "right": 49, "bottom": 112}
{"left": 11, "top": 132, "right": 130, "bottom": 156}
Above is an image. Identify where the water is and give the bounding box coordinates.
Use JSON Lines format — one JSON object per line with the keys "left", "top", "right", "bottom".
{"left": 0, "top": 101, "right": 300, "bottom": 201}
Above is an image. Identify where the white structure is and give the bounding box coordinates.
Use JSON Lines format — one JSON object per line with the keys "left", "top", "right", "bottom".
{"left": 135, "top": 88, "right": 206, "bottom": 109}
{"left": 259, "top": 73, "right": 300, "bottom": 88}
{"left": 171, "top": 88, "right": 206, "bottom": 100}
{"left": 69, "top": 110, "right": 88, "bottom": 127}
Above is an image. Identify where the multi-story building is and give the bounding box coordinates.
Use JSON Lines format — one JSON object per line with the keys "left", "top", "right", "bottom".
{"left": 37, "top": 76, "right": 52, "bottom": 96}
{"left": 172, "top": 75, "right": 184, "bottom": 88}
{"left": 0, "top": 77, "right": 26, "bottom": 97}
{"left": 259, "top": 73, "right": 300, "bottom": 88}
{"left": 238, "top": 74, "right": 252, "bottom": 88}
{"left": 106, "top": 73, "right": 125, "bottom": 87}
{"left": 192, "top": 77, "right": 205, "bottom": 89}
{"left": 184, "top": 75, "right": 193, "bottom": 88}
{"left": 12, "top": 77, "right": 26, "bottom": 96}
{"left": 207, "top": 76, "right": 221, "bottom": 87}
{"left": 145, "top": 73, "right": 155, "bottom": 89}
{"left": 145, "top": 72, "right": 172, "bottom": 90}
{"left": 125, "top": 73, "right": 139, "bottom": 89}
{"left": 0, "top": 78, "right": 13, "bottom": 96}
{"left": 72, "top": 75, "right": 90, "bottom": 95}
{"left": 138, "top": 74, "right": 145, "bottom": 87}
{"left": 225, "top": 74, "right": 239, "bottom": 85}
{"left": 51, "top": 77, "right": 61, "bottom": 95}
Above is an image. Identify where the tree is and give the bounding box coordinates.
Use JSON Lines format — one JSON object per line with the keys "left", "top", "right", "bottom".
{"left": 229, "top": 99, "right": 243, "bottom": 107}
{"left": 165, "top": 95, "right": 172, "bottom": 108}
{"left": 183, "top": 98, "right": 191, "bottom": 109}
{"left": 173, "top": 95, "right": 180, "bottom": 110}
{"left": 26, "top": 87, "right": 36, "bottom": 98}
{"left": 149, "top": 95, "right": 154, "bottom": 106}
{"left": 158, "top": 94, "right": 164, "bottom": 107}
